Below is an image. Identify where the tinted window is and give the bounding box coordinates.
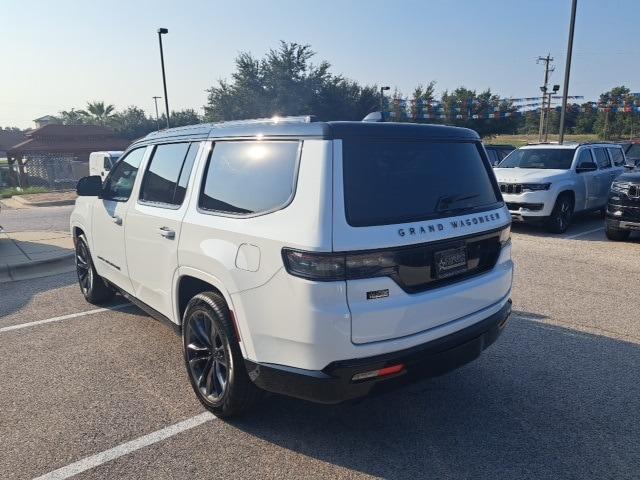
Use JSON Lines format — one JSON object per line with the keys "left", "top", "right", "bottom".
{"left": 593, "top": 148, "right": 611, "bottom": 169}
{"left": 342, "top": 140, "right": 499, "bottom": 227}
{"left": 199, "top": 141, "right": 299, "bottom": 215}
{"left": 102, "top": 147, "right": 145, "bottom": 201}
{"left": 576, "top": 148, "right": 594, "bottom": 167}
{"left": 627, "top": 144, "right": 640, "bottom": 161}
{"left": 498, "top": 148, "right": 575, "bottom": 169}
{"left": 607, "top": 147, "right": 625, "bottom": 167}
{"left": 486, "top": 149, "right": 499, "bottom": 165}
{"left": 103, "top": 157, "right": 111, "bottom": 171}
{"left": 174, "top": 143, "right": 199, "bottom": 205}
{"left": 140, "top": 143, "right": 197, "bottom": 206}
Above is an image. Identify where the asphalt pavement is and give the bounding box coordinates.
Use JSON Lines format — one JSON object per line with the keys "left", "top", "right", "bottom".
{"left": 1, "top": 215, "right": 639, "bottom": 479}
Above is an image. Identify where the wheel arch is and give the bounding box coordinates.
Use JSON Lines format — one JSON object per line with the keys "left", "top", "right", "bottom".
{"left": 174, "top": 267, "right": 252, "bottom": 359}
{"left": 556, "top": 189, "right": 575, "bottom": 207}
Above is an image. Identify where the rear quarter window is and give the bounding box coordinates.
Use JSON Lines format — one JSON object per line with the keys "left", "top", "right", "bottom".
{"left": 199, "top": 141, "right": 300, "bottom": 215}
{"left": 342, "top": 139, "right": 500, "bottom": 227}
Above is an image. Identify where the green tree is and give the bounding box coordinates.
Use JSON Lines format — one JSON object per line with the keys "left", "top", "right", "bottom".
{"left": 168, "top": 109, "right": 202, "bottom": 127}
{"left": 58, "top": 109, "right": 86, "bottom": 125}
{"left": 79, "top": 101, "right": 116, "bottom": 126}
{"left": 111, "top": 106, "right": 156, "bottom": 140}
{"left": 204, "top": 41, "right": 378, "bottom": 121}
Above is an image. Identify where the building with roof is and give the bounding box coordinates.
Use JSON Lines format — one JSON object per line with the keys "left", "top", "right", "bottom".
{"left": 7, "top": 124, "right": 130, "bottom": 190}
{"left": 0, "top": 130, "right": 27, "bottom": 160}
{"left": 33, "top": 115, "right": 61, "bottom": 128}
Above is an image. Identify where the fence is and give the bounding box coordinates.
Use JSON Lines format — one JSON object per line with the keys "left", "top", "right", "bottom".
{"left": 10, "top": 156, "right": 88, "bottom": 191}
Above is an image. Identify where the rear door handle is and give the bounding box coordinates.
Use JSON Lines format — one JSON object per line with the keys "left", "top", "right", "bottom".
{"left": 159, "top": 226, "right": 175, "bottom": 239}
{"left": 112, "top": 215, "right": 122, "bottom": 225}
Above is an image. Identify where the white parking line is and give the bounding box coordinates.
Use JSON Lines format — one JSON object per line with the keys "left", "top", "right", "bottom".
{"left": 33, "top": 412, "right": 216, "bottom": 480}
{"left": 564, "top": 226, "right": 604, "bottom": 240}
{"left": 0, "top": 303, "right": 130, "bottom": 334}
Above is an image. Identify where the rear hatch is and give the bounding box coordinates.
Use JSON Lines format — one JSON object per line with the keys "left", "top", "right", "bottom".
{"left": 332, "top": 134, "right": 511, "bottom": 344}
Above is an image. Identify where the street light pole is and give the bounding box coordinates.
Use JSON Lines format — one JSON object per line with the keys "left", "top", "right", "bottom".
{"left": 152, "top": 96, "right": 162, "bottom": 131}
{"left": 380, "top": 86, "right": 390, "bottom": 113}
{"left": 157, "top": 28, "right": 170, "bottom": 129}
{"left": 559, "top": 0, "right": 577, "bottom": 144}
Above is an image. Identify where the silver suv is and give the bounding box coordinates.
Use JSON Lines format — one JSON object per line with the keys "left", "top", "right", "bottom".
{"left": 494, "top": 143, "right": 627, "bottom": 233}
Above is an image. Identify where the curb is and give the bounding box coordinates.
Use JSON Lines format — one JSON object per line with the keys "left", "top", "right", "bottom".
{"left": 0, "top": 252, "right": 76, "bottom": 283}
{"left": 11, "top": 196, "right": 76, "bottom": 208}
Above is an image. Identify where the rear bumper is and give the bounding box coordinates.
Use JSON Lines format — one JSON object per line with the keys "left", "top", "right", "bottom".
{"left": 245, "top": 299, "right": 511, "bottom": 404}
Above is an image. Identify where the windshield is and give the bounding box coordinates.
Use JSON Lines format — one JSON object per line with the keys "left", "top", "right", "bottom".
{"left": 626, "top": 144, "right": 640, "bottom": 160}
{"left": 342, "top": 140, "right": 500, "bottom": 227}
{"left": 498, "top": 148, "right": 575, "bottom": 169}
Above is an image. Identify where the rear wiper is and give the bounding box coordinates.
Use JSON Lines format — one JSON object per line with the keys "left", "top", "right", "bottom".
{"left": 436, "top": 193, "right": 480, "bottom": 212}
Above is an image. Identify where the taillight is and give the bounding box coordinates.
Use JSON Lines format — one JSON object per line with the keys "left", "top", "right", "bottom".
{"left": 282, "top": 249, "right": 399, "bottom": 282}
{"left": 499, "top": 225, "right": 511, "bottom": 247}
{"left": 281, "top": 250, "right": 345, "bottom": 281}
{"left": 282, "top": 225, "right": 510, "bottom": 282}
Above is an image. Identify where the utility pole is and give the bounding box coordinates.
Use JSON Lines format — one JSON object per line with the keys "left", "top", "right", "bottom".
{"left": 537, "top": 54, "right": 554, "bottom": 142}
{"left": 152, "top": 96, "right": 162, "bottom": 131}
{"left": 559, "top": 0, "right": 577, "bottom": 144}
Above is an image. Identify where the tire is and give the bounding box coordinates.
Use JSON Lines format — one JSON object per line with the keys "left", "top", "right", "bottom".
{"left": 546, "top": 194, "right": 574, "bottom": 234}
{"left": 182, "top": 292, "right": 261, "bottom": 417}
{"left": 605, "top": 224, "right": 630, "bottom": 241}
{"left": 75, "top": 234, "right": 115, "bottom": 304}
{"left": 599, "top": 207, "right": 607, "bottom": 219}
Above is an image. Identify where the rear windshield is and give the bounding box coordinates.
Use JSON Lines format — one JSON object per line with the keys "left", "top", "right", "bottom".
{"left": 342, "top": 140, "right": 500, "bottom": 227}
{"left": 499, "top": 148, "right": 574, "bottom": 169}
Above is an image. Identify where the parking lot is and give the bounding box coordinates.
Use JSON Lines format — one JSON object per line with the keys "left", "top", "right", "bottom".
{"left": 1, "top": 216, "right": 639, "bottom": 480}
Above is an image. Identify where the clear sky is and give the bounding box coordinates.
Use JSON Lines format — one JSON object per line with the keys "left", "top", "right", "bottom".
{"left": 1, "top": 0, "right": 638, "bottom": 128}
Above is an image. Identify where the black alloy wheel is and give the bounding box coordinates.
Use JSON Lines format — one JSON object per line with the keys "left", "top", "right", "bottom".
{"left": 185, "top": 310, "right": 230, "bottom": 402}
{"left": 74, "top": 234, "right": 114, "bottom": 304}
{"left": 547, "top": 196, "right": 574, "bottom": 233}
{"left": 182, "top": 292, "right": 261, "bottom": 417}
{"left": 75, "top": 239, "right": 93, "bottom": 295}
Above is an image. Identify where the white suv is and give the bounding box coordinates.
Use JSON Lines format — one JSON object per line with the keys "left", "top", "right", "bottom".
{"left": 71, "top": 117, "right": 513, "bottom": 417}
{"left": 494, "top": 143, "right": 627, "bottom": 233}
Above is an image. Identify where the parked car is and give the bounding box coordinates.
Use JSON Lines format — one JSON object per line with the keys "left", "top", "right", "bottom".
{"left": 71, "top": 117, "right": 513, "bottom": 417}
{"left": 89, "top": 151, "right": 122, "bottom": 181}
{"left": 621, "top": 140, "right": 640, "bottom": 167}
{"left": 484, "top": 144, "right": 515, "bottom": 167}
{"left": 494, "top": 143, "right": 627, "bottom": 233}
{"left": 605, "top": 167, "right": 640, "bottom": 241}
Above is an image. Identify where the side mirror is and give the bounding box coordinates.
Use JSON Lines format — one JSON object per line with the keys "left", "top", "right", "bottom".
{"left": 576, "top": 161, "right": 597, "bottom": 173}
{"left": 76, "top": 175, "right": 102, "bottom": 197}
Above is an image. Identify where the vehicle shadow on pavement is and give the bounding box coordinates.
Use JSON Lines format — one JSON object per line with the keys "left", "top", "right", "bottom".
{"left": 230, "top": 315, "right": 640, "bottom": 479}
{"left": 510, "top": 212, "right": 605, "bottom": 239}
{"left": 0, "top": 271, "right": 136, "bottom": 325}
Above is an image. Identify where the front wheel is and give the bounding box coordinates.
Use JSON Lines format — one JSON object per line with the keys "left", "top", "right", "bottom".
{"left": 605, "top": 224, "right": 630, "bottom": 241}
{"left": 75, "top": 234, "right": 115, "bottom": 304}
{"left": 182, "top": 292, "right": 261, "bottom": 418}
{"left": 546, "top": 195, "right": 574, "bottom": 234}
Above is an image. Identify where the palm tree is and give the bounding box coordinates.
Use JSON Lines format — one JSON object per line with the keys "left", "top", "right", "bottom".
{"left": 58, "top": 109, "right": 86, "bottom": 125}
{"left": 78, "top": 101, "right": 116, "bottom": 125}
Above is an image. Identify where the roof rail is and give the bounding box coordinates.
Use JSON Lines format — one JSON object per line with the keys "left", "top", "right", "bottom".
{"left": 210, "top": 115, "right": 316, "bottom": 128}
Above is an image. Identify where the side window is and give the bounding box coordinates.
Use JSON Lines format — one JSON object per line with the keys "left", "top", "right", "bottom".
{"left": 103, "top": 157, "right": 111, "bottom": 171}
{"left": 102, "top": 148, "right": 146, "bottom": 201}
{"left": 593, "top": 148, "right": 611, "bottom": 169}
{"left": 486, "top": 150, "right": 499, "bottom": 166}
{"left": 199, "top": 141, "right": 300, "bottom": 215}
{"left": 139, "top": 142, "right": 197, "bottom": 206}
{"left": 174, "top": 143, "right": 199, "bottom": 205}
{"left": 607, "top": 147, "right": 625, "bottom": 167}
{"left": 576, "top": 148, "right": 594, "bottom": 167}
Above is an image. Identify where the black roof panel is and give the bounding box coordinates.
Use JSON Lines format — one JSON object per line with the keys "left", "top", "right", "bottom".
{"left": 132, "top": 118, "right": 479, "bottom": 146}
